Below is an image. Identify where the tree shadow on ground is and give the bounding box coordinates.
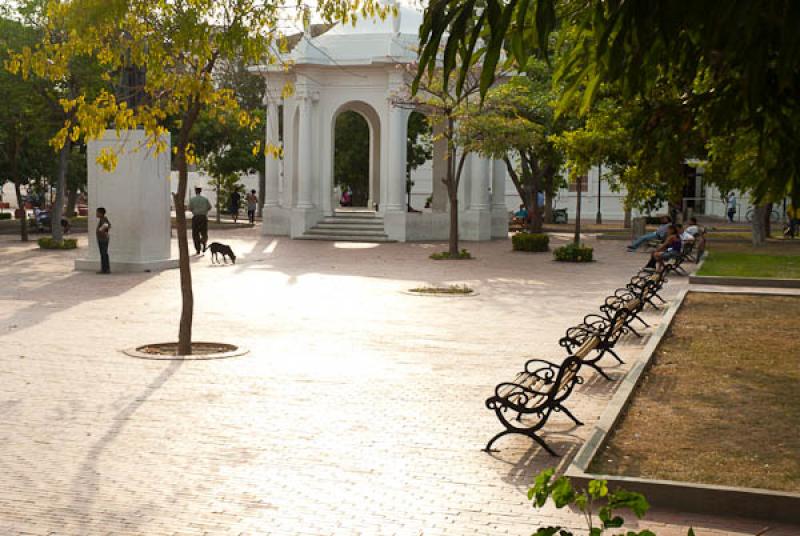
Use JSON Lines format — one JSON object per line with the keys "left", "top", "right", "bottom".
{"left": 63, "top": 359, "right": 183, "bottom": 534}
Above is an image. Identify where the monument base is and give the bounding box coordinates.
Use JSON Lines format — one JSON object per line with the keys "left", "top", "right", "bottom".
{"left": 75, "top": 257, "right": 178, "bottom": 273}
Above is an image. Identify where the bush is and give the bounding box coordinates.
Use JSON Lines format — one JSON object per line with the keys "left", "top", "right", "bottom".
{"left": 430, "top": 249, "right": 473, "bottom": 260}
{"left": 37, "top": 237, "right": 78, "bottom": 250}
{"left": 553, "top": 243, "right": 593, "bottom": 262}
{"left": 645, "top": 216, "right": 663, "bottom": 225}
{"left": 512, "top": 232, "right": 550, "bottom": 252}
{"left": 0, "top": 212, "right": 11, "bottom": 220}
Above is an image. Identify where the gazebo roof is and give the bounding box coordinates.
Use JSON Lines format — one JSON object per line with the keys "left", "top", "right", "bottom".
{"left": 291, "top": 2, "right": 423, "bottom": 66}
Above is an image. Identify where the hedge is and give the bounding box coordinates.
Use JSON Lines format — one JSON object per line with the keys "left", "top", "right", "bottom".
{"left": 38, "top": 237, "right": 78, "bottom": 250}
{"left": 512, "top": 232, "right": 550, "bottom": 252}
{"left": 553, "top": 243, "right": 593, "bottom": 262}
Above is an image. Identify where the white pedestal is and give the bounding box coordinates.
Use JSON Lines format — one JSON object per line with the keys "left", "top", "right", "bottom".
{"left": 261, "top": 206, "right": 290, "bottom": 236}
{"left": 290, "top": 207, "right": 321, "bottom": 238}
{"left": 460, "top": 208, "right": 492, "bottom": 241}
{"left": 384, "top": 210, "right": 408, "bottom": 241}
{"left": 75, "top": 130, "right": 178, "bottom": 273}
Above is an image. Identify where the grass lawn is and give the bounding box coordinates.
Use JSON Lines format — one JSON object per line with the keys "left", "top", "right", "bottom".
{"left": 697, "top": 250, "right": 800, "bottom": 278}
{"left": 590, "top": 293, "right": 800, "bottom": 492}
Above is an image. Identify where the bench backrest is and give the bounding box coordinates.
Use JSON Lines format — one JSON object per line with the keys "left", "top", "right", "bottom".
{"left": 551, "top": 356, "right": 583, "bottom": 404}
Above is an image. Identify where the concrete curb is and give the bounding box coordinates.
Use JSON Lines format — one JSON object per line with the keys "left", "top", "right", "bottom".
{"left": 565, "top": 289, "right": 800, "bottom": 523}
{"left": 689, "top": 274, "right": 800, "bottom": 288}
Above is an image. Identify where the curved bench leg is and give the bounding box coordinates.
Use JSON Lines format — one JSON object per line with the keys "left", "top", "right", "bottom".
{"left": 624, "top": 324, "right": 643, "bottom": 338}
{"left": 528, "top": 431, "right": 560, "bottom": 457}
{"left": 558, "top": 405, "right": 583, "bottom": 426}
{"left": 483, "top": 429, "right": 560, "bottom": 457}
{"left": 589, "top": 362, "right": 613, "bottom": 381}
{"left": 483, "top": 430, "right": 514, "bottom": 452}
{"left": 607, "top": 348, "right": 624, "bottom": 364}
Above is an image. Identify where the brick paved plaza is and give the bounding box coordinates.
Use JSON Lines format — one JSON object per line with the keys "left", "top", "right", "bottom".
{"left": 1, "top": 230, "right": 797, "bottom": 535}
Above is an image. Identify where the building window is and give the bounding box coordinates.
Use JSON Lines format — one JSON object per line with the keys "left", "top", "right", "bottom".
{"left": 569, "top": 175, "right": 588, "bottom": 193}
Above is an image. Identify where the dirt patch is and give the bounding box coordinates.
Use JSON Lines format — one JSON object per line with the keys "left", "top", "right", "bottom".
{"left": 591, "top": 292, "right": 800, "bottom": 493}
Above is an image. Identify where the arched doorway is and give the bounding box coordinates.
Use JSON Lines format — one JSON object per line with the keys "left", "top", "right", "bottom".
{"left": 331, "top": 101, "right": 381, "bottom": 210}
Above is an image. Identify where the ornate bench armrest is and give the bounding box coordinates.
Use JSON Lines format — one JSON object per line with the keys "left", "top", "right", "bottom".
{"left": 522, "top": 358, "right": 560, "bottom": 381}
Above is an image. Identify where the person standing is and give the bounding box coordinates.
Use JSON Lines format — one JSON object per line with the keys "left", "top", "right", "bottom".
{"left": 726, "top": 192, "right": 737, "bottom": 223}
{"left": 96, "top": 207, "right": 111, "bottom": 274}
{"left": 229, "top": 189, "right": 241, "bottom": 223}
{"left": 246, "top": 189, "right": 258, "bottom": 225}
{"left": 188, "top": 187, "right": 212, "bottom": 255}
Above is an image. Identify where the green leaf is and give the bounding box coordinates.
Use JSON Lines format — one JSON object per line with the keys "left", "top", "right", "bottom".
{"left": 588, "top": 479, "right": 609, "bottom": 498}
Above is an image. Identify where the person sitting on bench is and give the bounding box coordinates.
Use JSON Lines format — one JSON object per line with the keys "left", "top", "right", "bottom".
{"left": 644, "top": 224, "right": 682, "bottom": 272}
{"left": 512, "top": 204, "right": 529, "bottom": 226}
{"left": 627, "top": 215, "right": 671, "bottom": 251}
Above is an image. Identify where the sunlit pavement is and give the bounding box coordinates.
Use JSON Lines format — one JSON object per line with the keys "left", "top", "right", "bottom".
{"left": 0, "top": 230, "right": 795, "bottom": 535}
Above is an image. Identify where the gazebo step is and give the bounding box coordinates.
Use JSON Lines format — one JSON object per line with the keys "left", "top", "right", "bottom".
{"left": 296, "top": 234, "right": 394, "bottom": 242}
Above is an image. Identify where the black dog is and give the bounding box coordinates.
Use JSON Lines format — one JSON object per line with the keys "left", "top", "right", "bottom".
{"left": 204, "top": 242, "right": 236, "bottom": 264}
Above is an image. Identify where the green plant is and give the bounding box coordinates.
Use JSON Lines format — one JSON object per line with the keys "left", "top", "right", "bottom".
{"left": 529, "top": 469, "right": 695, "bottom": 536}
{"left": 0, "top": 212, "right": 11, "bottom": 220}
{"left": 554, "top": 243, "right": 593, "bottom": 262}
{"left": 512, "top": 232, "right": 550, "bottom": 252}
{"left": 37, "top": 237, "right": 77, "bottom": 249}
{"left": 430, "top": 248, "right": 473, "bottom": 260}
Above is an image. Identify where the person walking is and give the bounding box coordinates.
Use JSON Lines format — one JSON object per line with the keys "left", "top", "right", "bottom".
{"left": 726, "top": 192, "right": 737, "bottom": 223}
{"left": 96, "top": 207, "right": 111, "bottom": 274}
{"left": 229, "top": 189, "right": 241, "bottom": 223}
{"left": 189, "top": 187, "right": 212, "bottom": 255}
{"left": 246, "top": 189, "right": 258, "bottom": 224}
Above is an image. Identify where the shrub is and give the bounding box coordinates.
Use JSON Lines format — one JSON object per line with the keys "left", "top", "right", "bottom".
{"left": 512, "top": 232, "right": 550, "bottom": 252}
{"left": 37, "top": 237, "right": 78, "bottom": 250}
{"left": 553, "top": 243, "right": 593, "bottom": 262}
{"left": 645, "top": 216, "right": 663, "bottom": 225}
{"left": 529, "top": 468, "right": 696, "bottom": 536}
{"left": 430, "top": 249, "right": 473, "bottom": 260}
{"left": 0, "top": 212, "right": 11, "bottom": 220}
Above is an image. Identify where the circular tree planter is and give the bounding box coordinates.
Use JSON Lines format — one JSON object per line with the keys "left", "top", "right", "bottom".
{"left": 123, "top": 342, "right": 248, "bottom": 360}
{"left": 404, "top": 285, "right": 478, "bottom": 298}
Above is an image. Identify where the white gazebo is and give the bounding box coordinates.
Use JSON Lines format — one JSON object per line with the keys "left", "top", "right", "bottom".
{"left": 253, "top": 2, "right": 508, "bottom": 241}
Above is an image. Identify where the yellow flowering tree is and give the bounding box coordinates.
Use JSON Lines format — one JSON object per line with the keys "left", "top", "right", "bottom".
{"left": 12, "top": 0, "right": 379, "bottom": 354}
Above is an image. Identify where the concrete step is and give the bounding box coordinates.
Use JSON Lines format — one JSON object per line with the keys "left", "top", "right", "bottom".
{"left": 296, "top": 234, "right": 395, "bottom": 242}
{"left": 313, "top": 222, "right": 386, "bottom": 231}
{"left": 306, "top": 228, "right": 388, "bottom": 237}
{"left": 321, "top": 216, "right": 383, "bottom": 224}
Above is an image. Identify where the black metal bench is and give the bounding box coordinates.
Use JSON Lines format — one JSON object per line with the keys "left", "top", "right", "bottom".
{"left": 559, "top": 308, "right": 630, "bottom": 380}
{"left": 484, "top": 356, "right": 584, "bottom": 456}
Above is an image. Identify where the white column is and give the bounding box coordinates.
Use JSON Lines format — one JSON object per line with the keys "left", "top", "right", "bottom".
{"left": 492, "top": 159, "right": 507, "bottom": 211}
{"left": 264, "top": 98, "right": 280, "bottom": 208}
{"left": 296, "top": 95, "right": 313, "bottom": 209}
{"left": 386, "top": 105, "right": 408, "bottom": 212}
{"left": 470, "top": 154, "right": 491, "bottom": 210}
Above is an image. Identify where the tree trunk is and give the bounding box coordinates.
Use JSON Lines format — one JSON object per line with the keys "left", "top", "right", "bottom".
{"left": 215, "top": 176, "right": 222, "bottom": 224}
{"left": 624, "top": 208, "right": 632, "bottom": 229}
{"left": 51, "top": 140, "right": 71, "bottom": 241}
{"left": 257, "top": 168, "right": 265, "bottom": 218}
{"left": 763, "top": 202, "right": 772, "bottom": 237}
{"left": 574, "top": 179, "right": 582, "bottom": 246}
{"left": 66, "top": 188, "right": 78, "bottom": 218}
{"left": 174, "top": 143, "right": 194, "bottom": 355}
{"left": 448, "top": 187, "right": 459, "bottom": 256}
{"left": 751, "top": 204, "right": 767, "bottom": 246}
{"left": 14, "top": 180, "right": 28, "bottom": 242}
{"left": 11, "top": 138, "right": 27, "bottom": 242}
{"left": 595, "top": 164, "right": 602, "bottom": 225}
